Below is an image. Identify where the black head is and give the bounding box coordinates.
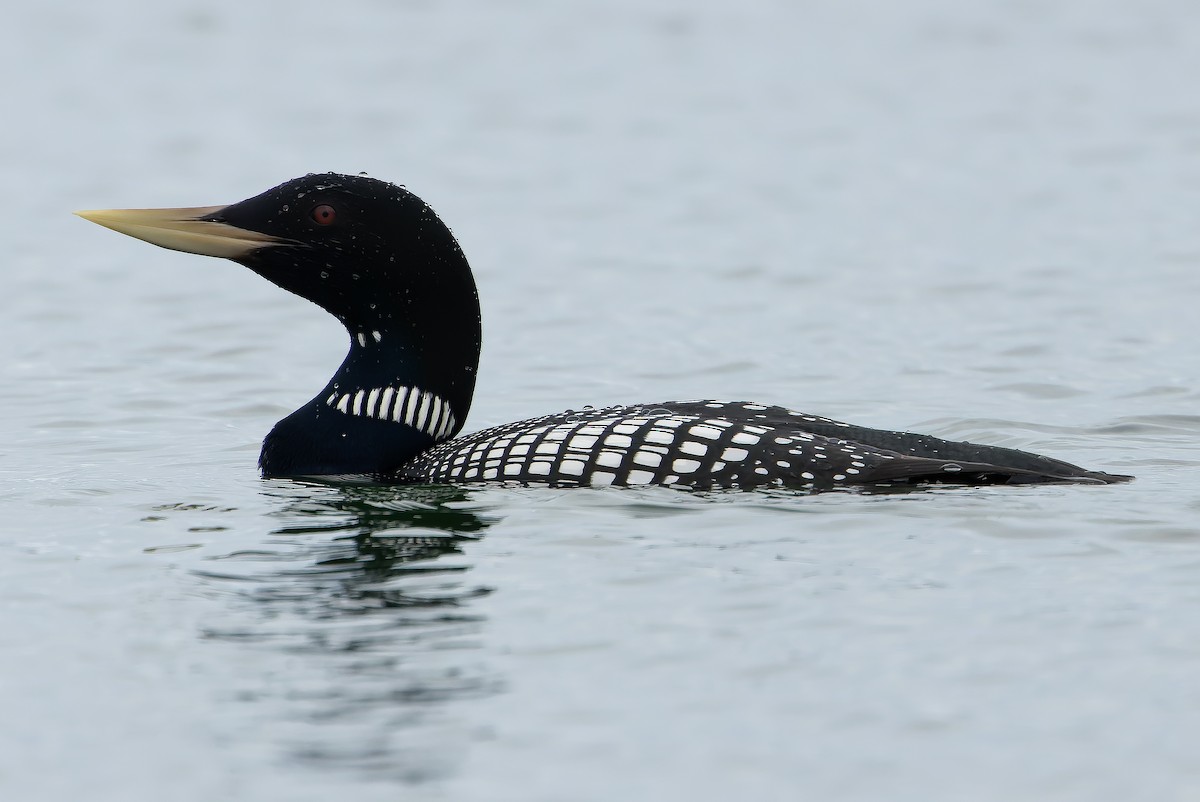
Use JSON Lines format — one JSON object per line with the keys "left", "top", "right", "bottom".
{"left": 212, "top": 174, "right": 477, "bottom": 332}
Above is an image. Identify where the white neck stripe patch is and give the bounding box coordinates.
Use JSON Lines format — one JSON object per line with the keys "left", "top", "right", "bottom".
{"left": 392, "top": 387, "right": 410, "bottom": 423}
{"left": 327, "top": 384, "right": 456, "bottom": 439}
{"left": 355, "top": 330, "right": 385, "bottom": 348}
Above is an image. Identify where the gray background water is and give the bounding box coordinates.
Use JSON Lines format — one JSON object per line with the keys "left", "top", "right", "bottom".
{"left": 3, "top": 0, "right": 1199, "bottom": 799}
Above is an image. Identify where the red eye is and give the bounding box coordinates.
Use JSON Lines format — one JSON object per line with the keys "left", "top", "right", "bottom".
{"left": 311, "top": 204, "right": 337, "bottom": 225}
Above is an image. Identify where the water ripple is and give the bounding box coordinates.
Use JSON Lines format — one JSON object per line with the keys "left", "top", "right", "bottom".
{"left": 193, "top": 484, "right": 501, "bottom": 782}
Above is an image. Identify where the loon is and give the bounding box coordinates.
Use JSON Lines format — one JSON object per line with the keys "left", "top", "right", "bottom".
{"left": 77, "top": 173, "right": 1130, "bottom": 490}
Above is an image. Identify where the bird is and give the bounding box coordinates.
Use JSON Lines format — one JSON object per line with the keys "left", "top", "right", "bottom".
{"left": 76, "top": 173, "right": 1130, "bottom": 491}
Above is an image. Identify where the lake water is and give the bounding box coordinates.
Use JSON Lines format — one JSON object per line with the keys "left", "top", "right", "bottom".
{"left": 3, "top": 1, "right": 1200, "bottom": 800}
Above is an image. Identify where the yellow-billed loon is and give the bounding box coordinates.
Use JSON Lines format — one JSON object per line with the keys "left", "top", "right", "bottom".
{"left": 76, "top": 173, "right": 1130, "bottom": 490}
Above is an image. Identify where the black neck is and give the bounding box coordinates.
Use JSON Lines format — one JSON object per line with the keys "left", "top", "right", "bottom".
{"left": 259, "top": 294, "right": 481, "bottom": 479}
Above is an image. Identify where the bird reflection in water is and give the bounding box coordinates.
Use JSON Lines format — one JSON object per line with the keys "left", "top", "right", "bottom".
{"left": 195, "top": 483, "right": 500, "bottom": 782}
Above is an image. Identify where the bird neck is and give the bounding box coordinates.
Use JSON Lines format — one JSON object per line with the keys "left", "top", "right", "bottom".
{"left": 259, "top": 297, "right": 482, "bottom": 479}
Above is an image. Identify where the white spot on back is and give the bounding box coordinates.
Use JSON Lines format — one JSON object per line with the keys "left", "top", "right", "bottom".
{"left": 596, "top": 451, "right": 622, "bottom": 468}
{"left": 569, "top": 435, "right": 598, "bottom": 450}
{"left": 633, "top": 451, "right": 662, "bottom": 467}
{"left": 544, "top": 427, "right": 570, "bottom": 442}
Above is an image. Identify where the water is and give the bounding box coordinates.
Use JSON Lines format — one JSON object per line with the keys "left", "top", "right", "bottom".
{"left": 3, "top": 0, "right": 1199, "bottom": 799}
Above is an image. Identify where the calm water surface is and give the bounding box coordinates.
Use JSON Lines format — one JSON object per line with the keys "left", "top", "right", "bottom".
{"left": 3, "top": 1, "right": 1200, "bottom": 800}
